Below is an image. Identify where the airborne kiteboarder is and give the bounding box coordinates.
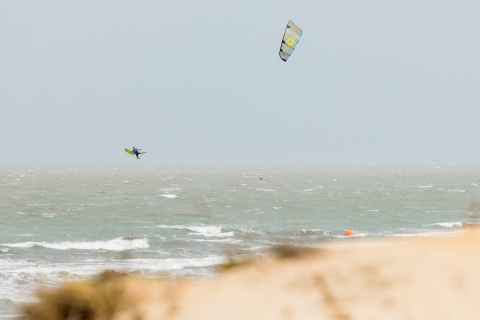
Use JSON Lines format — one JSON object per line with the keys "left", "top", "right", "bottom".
{"left": 125, "top": 147, "right": 147, "bottom": 159}
{"left": 132, "top": 147, "right": 146, "bottom": 159}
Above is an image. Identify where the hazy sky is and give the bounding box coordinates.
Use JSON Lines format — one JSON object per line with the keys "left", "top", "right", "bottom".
{"left": 1, "top": 1, "right": 479, "bottom": 163}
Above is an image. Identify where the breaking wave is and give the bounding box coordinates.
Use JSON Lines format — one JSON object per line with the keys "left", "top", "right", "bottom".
{"left": 156, "top": 225, "right": 234, "bottom": 237}
{"left": 424, "top": 222, "right": 463, "bottom": 228}
{"left": 1, "top": 238, "right": 149, "bottom": 251}
{"left": 160, "top": 194, "right": 178, "bottom": 198}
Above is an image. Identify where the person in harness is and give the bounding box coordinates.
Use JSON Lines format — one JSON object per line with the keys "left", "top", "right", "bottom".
{"left": 132, "top": 147, "right": 147, "bottom": 159}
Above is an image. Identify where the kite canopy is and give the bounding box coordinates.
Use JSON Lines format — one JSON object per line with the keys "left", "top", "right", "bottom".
{"left": 279, "top": 20, "right": 302, "bottom": 62}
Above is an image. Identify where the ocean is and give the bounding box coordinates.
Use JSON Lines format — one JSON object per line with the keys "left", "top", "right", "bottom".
{"left": 0, "top": 164, "right": 478, "bottom": 317}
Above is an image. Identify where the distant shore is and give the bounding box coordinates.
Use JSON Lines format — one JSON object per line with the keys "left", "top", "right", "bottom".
{"left": 21, "top": 227, "right": 480, "bottom": 320}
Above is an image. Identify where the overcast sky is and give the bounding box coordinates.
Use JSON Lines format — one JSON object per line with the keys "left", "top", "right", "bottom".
{"left": 1, "top": 0, "right": 479, "bottom": 163}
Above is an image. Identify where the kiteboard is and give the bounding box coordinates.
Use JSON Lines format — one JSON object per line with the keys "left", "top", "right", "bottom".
{"left": 125, "top": 148, "right": 135, "bottom": 155}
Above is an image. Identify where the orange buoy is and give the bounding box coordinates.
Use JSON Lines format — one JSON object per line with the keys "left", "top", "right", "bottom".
{"left": 345, "top": 230, "right": 354, "bottom": 236}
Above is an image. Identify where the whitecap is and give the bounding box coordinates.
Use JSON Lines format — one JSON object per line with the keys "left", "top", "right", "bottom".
{"left": 1, "top": 237, "right": 149, "bottom": 251}
{"left": 333, "top": 232, "right": 368, "bottom": 238}
{"left": 126, "top": 257, "right": 225, "bottom": 270}
{"left": 256, "top": 188, "right": 276, "bottom": 192}
{"left": 194, "top": 239, "right": 241, "bottom": 243}
{"left": 0, "top": 257, "right": 224, "bottom": 276}
{"left": 447, "top": 190, "right": 465, "bottom": 192}
{"left": 424, "top": 222, "right": 463, "bottom": 228}
{"left": 188, "top": 230, "right": 234, "bottom": 238}
{"left": 242, "top": 246, "right": 269, "bottom": 251}
{"left": 239, "top": 228, "right": 265, "bottom": 234}
{"left": 299, "top": 229, "right": 330, "bottom": 236}
{"left": 41, "top": 213, "right": 64, "bottom": 218}
{"left": 419, "top": 185, "right": 433, "bottom": 188}
{"left": 156, "top": 225, "right": 233, "bottom": 237}
{"left": 387, "top": 230, "right": 463, "bottom": 237}
{"left": 160, "top": 194, "right": 177, "bottom": 198}
{"left": 158, "top": 188, "right": 181, "bottom": 192}
{"left": 187, "top": 226, "right": 232, "bottom": 237}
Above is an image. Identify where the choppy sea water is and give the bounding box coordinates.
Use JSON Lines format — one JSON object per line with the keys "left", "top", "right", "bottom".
{"left": 1, "top": 164, "right": 479, "bottom": 317}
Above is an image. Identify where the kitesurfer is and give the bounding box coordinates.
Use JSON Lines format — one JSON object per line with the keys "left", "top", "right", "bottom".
{"left": 132, "top": 147, "right": 147, "bottom": 159}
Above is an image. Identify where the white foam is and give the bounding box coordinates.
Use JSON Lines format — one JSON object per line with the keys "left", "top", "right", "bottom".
{"left": 156, "top": 225, "right": 233, "bottom": 237}
{"left": 447, "top": 190, "right": 465, "bottom": 192}
{"left": 188, "top": 226, "right": 234, "bottom": 238}
{"left": 243, "top": 246, "right": 269, "bottom": 251}
{"left": 256, "top": 188, "right": 276, "bottom": 192}
{"left": 303, "top": 189, "right": 315, "bottom": 192}
{"left": 194, "top": 239, "right": 241, "bottom": 243}
{"left": 273, "top": 207, "right": 282, "bottom": 210}
{"left": 386, "top": 230, "right": 464, "bottom": 237}
{"left": 0, "top": 257, "right": 224, "bottom": 276}
{"left": 333, "top": 232, "right": 368, "bottom": 238}
{"left": 188, "top": 232, "right": 234, "bottom": 238}
{"left": 239, "top": 227, "right": 265, "bottom": 234}
{"left": 424, "top": 222, "right": 463, "bottom": 228}
{"left": 1, "top": 238, "right": 149, "bottom": 251}
{"left": 6, "top": 297, "right": 38, "bottom": 304}
{"left": 160, "top": 194, "right": 178, "bottom": 198}
{"left": 419, "top": 185, "right": 433, "bottom": 188}
{"left": 120, "top": 257, "right": 225, "bottom": 271}
{"left": 158, "top": 188, "right": 181, "bottom": 192}
{"left": 299, "top": 229, "right": 330, "bottom": 236}
{"left": 42, "top": 212, "right": 64, "bottom": 218}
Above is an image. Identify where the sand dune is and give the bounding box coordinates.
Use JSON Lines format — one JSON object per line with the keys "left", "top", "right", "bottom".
{"left": 22, "top": 228, "right": 480, "bottom": 320}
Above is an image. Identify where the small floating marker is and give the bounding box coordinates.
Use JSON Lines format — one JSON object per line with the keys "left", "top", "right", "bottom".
{"left": 345, "top": 230, "right": 354, "bottom": 236}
